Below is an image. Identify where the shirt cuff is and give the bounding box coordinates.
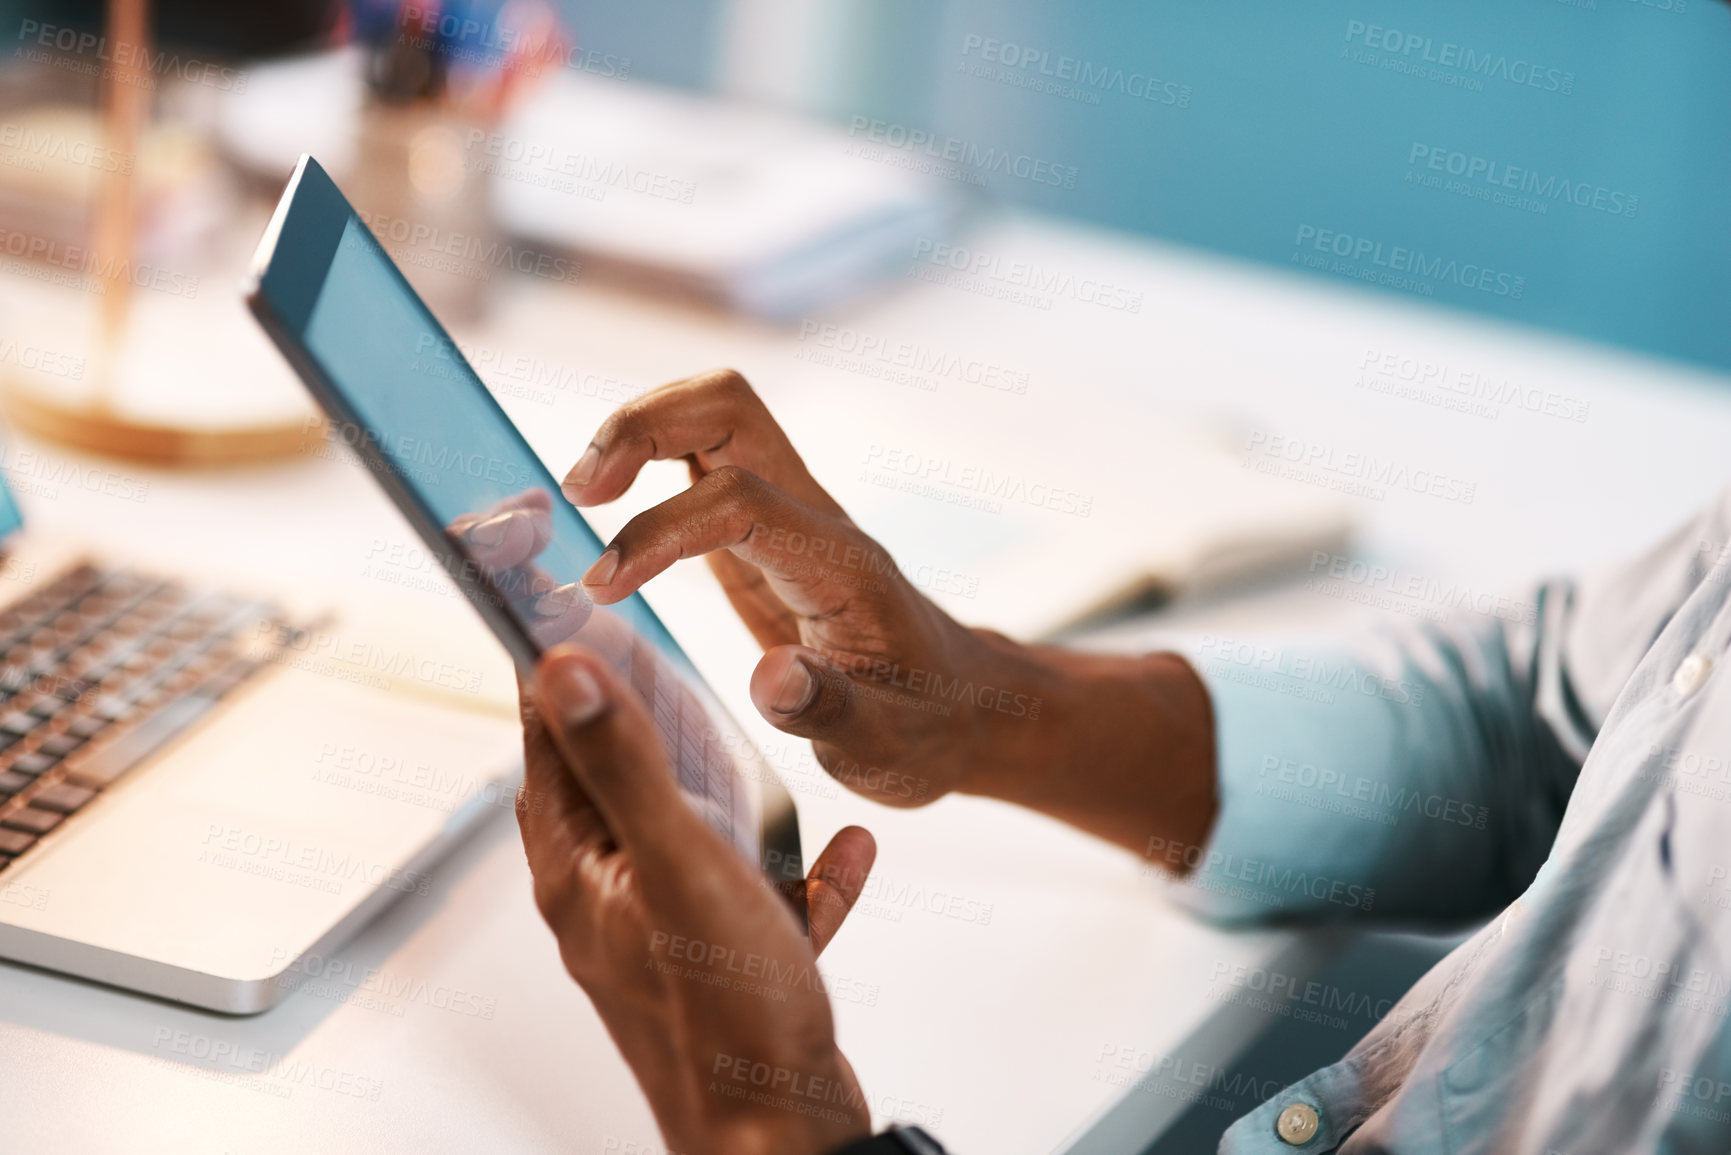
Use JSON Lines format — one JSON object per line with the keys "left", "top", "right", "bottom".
{"left": 1165, "top": 651, "right": 1400, "bottom": 923}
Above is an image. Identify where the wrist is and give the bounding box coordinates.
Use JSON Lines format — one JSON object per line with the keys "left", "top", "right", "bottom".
{"left": 680, "top": 1049, "right": 870, "bottom": 1155}
{"left": 701, "top": 1090, "right": 870, "bottom": 1155}
{"left": 716, "top": 1115, "right": 870, "bottom": 1155}
{"left": 941, "top": 625, "right": 1064, "bottom": 796}
{"left": 954, "top": 636, "right": 1217, "bottom": 866}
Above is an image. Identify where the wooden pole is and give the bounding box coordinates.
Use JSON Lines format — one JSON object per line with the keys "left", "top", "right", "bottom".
{"left": 91, "top": 0, "right": 150, "bottom": 411}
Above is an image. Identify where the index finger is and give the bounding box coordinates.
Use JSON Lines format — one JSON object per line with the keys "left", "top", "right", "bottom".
{"left": 560, "top": 368, "right": 843, "bottom": 515}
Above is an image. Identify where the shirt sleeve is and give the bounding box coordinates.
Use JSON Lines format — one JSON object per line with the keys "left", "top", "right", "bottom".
{"left": 1169, "top": 489, "right": 1731, "bottom": 924}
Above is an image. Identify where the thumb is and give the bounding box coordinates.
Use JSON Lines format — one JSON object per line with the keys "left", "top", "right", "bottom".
{"left": 801, "top": 825, "right": 876, "bottom": 956}
{"left": 749, "top": 646, "right": 919, "bottom": 800}
{"left": 749, "top": 644, "right": 876, "bottom": 736}
{"left": 534, "top": 646, "right": 716, "bottom": 874}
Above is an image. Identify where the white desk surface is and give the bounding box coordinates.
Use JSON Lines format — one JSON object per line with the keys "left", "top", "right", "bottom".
{"left": 1, "top": 204, "right": 1729, "bottom": 1155}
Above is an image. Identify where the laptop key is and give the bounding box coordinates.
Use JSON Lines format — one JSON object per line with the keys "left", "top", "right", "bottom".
{"left": 31, "top": 783, "right": 95, "bottom": 815}
{"left": 37, "top": 734, "right": 84, "bottom": 758}
{"left": 91, "top": 696, "right": 132, "bottom": 722}
{"left": 0, "top": 828, "right": 35, "bottom": 855}
{"left": 10, "top": 752, "right": 56, "bottom": 776}
{"left": 54, "top": 679, "right": 93, "bottom": 703}
{"left": 2, "top": 808, "right": 62, "bottom": 835}
{"left": 0, "top": 711, "right": 39, "bottom": 735}
{"left": 66, "top": 716, "right": 107, "bottom": 739}
{"left": 0, "top": 770, "right": 31, "bottom": 795}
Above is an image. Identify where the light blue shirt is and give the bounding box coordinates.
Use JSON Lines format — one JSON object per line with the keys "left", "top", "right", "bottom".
{"left": 1179, "top": 488, "right": 1731, "bottom": 1153}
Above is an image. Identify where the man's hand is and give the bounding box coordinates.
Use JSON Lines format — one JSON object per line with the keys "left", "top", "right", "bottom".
{"left": 560, "top": 369, "right": 1219, "bottom": 864}
{"left": 561, "top": 368, "right": 1029, "bottom": 808}
{"left": 519, "top": 644, "right": 875, "bottom": 1155}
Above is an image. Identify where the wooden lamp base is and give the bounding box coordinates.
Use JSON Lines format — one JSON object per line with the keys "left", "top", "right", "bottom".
{"left": 1, "top": 382, "right": 320, "bottom": 466}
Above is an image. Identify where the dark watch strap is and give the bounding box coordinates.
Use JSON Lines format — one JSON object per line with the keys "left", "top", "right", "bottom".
{"left": 827, "top": 1125, "right": 948, "bottom": 1155}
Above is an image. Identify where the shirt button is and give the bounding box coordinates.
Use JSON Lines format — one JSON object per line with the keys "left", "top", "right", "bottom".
{"left": 1276, "top": 1102, "right": 1320, "bottom": 1145}
{"left": 1674, "top": 653, "right": 1713, "bottom": 697}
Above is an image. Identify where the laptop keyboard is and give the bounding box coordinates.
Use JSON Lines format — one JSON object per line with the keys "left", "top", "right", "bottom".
{"left": 0, "top": 562, "right": 293, "bottom": 874}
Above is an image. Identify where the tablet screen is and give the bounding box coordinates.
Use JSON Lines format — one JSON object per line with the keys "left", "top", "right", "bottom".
{"left": 304, "top": 217, "right": 669, "bottom": 657}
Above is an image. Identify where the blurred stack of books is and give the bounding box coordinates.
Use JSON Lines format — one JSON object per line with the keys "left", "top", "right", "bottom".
{"left": 484, "top": 71, "right": 961, "bottom": 320}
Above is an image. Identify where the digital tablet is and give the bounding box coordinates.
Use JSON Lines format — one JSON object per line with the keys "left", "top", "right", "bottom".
{"left": 244, "top": 155, "right": 803, "bottom": 901}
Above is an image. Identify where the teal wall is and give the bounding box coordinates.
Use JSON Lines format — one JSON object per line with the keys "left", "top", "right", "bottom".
{"left": 924, "top": 0, "right": 1731, "bottom": 371}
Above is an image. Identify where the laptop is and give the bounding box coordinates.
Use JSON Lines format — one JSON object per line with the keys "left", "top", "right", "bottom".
{"left": 0, "top": 474, "right": 521, "bottom": 1013}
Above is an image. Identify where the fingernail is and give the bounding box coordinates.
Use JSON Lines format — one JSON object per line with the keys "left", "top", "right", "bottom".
{"left": 564, "top": 444, "right": 601, "bottom": 491}
{"left": 541, "top": 658, "right": 606, "bottom": 728}
{"left": 468, "top": 513, "right": 514, "bottom": 548}
{"left": 582, "top": 549, "right": 619, "bottom": 588}
{"left": 771, "top": 659, "right": 818, "bottom": 715}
